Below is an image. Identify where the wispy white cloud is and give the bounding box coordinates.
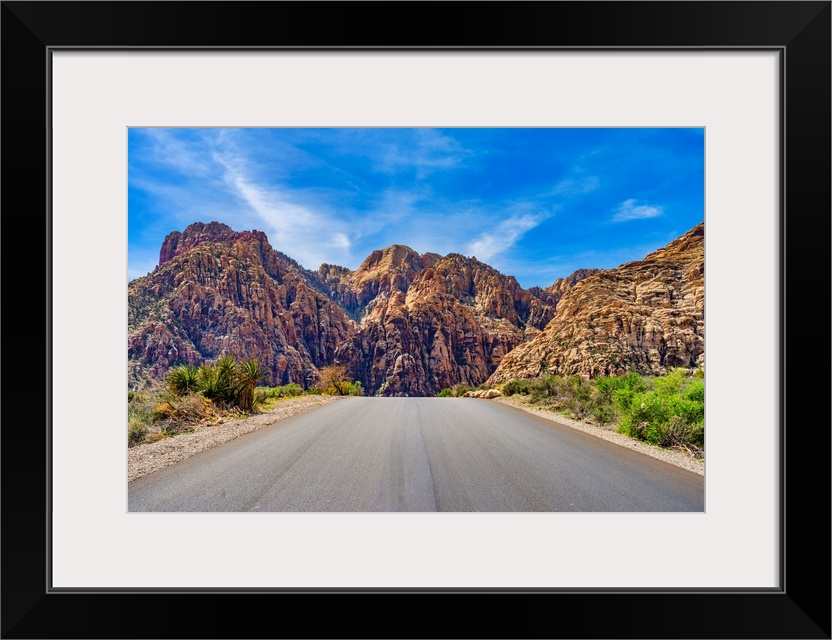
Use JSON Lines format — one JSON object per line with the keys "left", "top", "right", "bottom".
{"left": 376, "top": 129, "right": 473, "bottom": 178}
{"left": 553, "top": 175, "right": 600, "bottom": 196}
{"left": 467, "top": 212, "right": 548, "bottom": 262}
{"left": 210, "top": 138, "right": 355, "bottom": 269}
{"left": 140, "top": 129, "right": 218, "bottom": 177}
{"left": 612, "top": 199, "right": 663, "bottom": 222}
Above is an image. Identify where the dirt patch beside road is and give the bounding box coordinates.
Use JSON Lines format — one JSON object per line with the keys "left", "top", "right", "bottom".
{"left": 128, "top": 395, "right": 341, "bottom": 482}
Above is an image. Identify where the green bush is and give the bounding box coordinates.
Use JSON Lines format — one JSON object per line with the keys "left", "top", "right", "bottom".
{"left": 236, "top": 358, "right": 267, "bottom": 411}
{"left": 166, "top": 364, "right": 200, "bottom": 396}
{"left": 170, "top": 354, "right": 268, "bottom": 410}
{"left": 590, "top": 401, "right": 615, "bottom": 426}
{"left": 683, "top": 379, "right": 705, "bottom": 403}
{"left": 437, "top": 388, "right": 454, "bottom": 397}
{"left": 500, "top": 379, "right": 534, "bottom": 396}
{"left": 452, "top": 385, "right": 475, "bottom": 397}
{"left": 254, "top": 388, "right": 270, "bottom": 405}
{"left": 506, "top": 368, "right": 704, "bottom": 455}
{"left": 274, "top": 383, "right": 304, "bottom": 398}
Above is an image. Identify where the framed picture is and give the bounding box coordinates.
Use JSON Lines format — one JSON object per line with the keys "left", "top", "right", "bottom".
{"left": 3, "top": 2, "right": 829, "bottom": 638}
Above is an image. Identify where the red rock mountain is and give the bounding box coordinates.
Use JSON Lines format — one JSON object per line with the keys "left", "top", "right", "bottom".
{"left": 334, "top": 251, "right": 559, "bottom": 395}
{"left": 128, "top": 223, "right": 355, "bottom": 389}
{"left": 488, "top": 222, "right": 705, "bottom": 383}
{"left": 128, "top": 222, "right": 562, "bottom": 394}
{"left": 129, "top": 221, "right": 703, "bottom": 394}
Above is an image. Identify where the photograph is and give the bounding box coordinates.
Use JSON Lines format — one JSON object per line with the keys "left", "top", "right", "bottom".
{"left": 2, "top": 0, "right": 827, "bottom": 635}
{"left": 127, "top": 127, "right": 705, "bottom": 512}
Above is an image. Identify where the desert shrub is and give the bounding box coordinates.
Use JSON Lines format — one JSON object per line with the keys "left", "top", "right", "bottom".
{"left": 657, "top": 415, "right": 704, "bottom": 452}
{"left": 317, "top": 365, "right": 362, "bottom": 396}
{"left": 274, "top": 383, "right": 304, "bottom": 398}
{"left": 127, "top": 417, "right": 147, "bottom": 447}
{"left": 502, "top": 368, "right": 703, "bottom": 454}
{"left": 173, "top": 393, "right": 213, "bottom": 422}
{"left": 254, "top": 388, "right": 270, "bottom": 406}
{"left": 501, "top": 379, "right": 534, "bottom": 396}
{"left": 614, "top": 370, "right": 704, "bottom": 452}
{"left": 236, "top": 358, "right": 267, "bottom": 411}
{"left": 166, "top": 364, "right": 200, "bottom": 396}
{"left": 437, "top": 388, "right": 454, "bottom": 398}
{"left": 476, "top": 382, "right": 492, "bottom": 391}
{"left": 208, "top": 354, "right": 240, "bottom": 404}
{"left": 590, "top": 401, "right": 615, "bottom": 426}
{"left": 191, "top": 355, "right": 266, "bottom": 410}
{"left": 652, "top": 367, "right": 687, "bottom": 396}
{"left": 683, "top": 378, "right": 705, "bottom": 403}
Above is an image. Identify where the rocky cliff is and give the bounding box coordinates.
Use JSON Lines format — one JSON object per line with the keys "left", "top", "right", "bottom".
{"left": 128, "top": 222, "right": 356, "bottom": 389}
{"left": 129, "top": 221, "right": 703, "bottom": 395}
{"left": 488, "top": 223, "right": 705, "bottom": 382}
{"left": 334, "top": 252, "right": 558, "bottom": 395}
{"left": 129, "top": 223, "right": 561, "bottom": 394}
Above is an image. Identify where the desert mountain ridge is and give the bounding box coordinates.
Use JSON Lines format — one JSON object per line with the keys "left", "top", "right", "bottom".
{"left": 129, "top": 221, "right": 703, "bottom": 396}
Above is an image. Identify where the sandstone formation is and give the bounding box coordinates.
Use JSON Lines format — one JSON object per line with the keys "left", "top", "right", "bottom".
{"left": 488, "top": 223, "right": 705, "bottom": 383}
{"left": 129, "top": 223, "right": 561, "bottom": 395}
{"left": 129, "top": 220, "right": 704, "bottom": 396}
{"left": 129, "top": 223, "right": 355, "bottom": 389}
{"left": 334, "top": 252, "right": 557, "bottom": 396}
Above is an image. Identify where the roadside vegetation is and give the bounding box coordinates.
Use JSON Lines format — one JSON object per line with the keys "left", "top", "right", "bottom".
{"left": 437, "top": 382, "right": 494, "bottom": 397}
{"left": 496, "top": 368, "right": 704, "bottom": 457}
{"left": 128, "top": 357, "right": 361, "bottom": 447}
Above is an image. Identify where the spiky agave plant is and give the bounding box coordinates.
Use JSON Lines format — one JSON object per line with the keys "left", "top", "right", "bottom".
{"left": 166, "top": 364, "right": 200, "bottom": 396}
{"left": 196, "top": 362, "right": 219, "bottom": 401}
{"left": 235, "top": 358, "right": 267, "bottom": 411}
{"left": 212, "top": 354, "right": 239, "bottom": 405}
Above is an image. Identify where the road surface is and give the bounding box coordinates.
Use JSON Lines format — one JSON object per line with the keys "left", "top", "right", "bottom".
{"left": 128, "top": 397, "right": 704, "bottom": 512}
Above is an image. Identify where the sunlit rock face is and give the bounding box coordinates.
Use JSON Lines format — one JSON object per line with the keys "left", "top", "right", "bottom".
{"left": 128, "top": 222, "right": 356, "bottom": 389}
{"left": 129, "top": 221, "right": 703, "bottom": 396}
{"left": 488, "top": 223, "right": 705, "bottom": 383}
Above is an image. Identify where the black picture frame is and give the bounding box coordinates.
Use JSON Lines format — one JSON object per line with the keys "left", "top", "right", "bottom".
{"left": 2, "top": 2, "right": 829, "bottom": 638}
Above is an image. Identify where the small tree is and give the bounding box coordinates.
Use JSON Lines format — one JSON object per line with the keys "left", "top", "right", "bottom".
{"left": 316, "top": 364, "right": 349, "bottom": 395}
{"left": 316, "top": 364, "right": 363, "bottom": 396}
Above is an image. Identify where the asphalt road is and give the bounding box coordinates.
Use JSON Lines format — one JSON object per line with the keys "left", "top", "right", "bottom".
{"left": 128, "top": 397, "right": 704, "bottom": 512}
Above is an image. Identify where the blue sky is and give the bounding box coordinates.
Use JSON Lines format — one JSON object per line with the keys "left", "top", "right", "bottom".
{"left": 128, "top": 128, "right": 704, "bottom": 288}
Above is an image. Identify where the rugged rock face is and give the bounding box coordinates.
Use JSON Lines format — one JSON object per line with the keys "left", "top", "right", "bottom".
{"left": 488, "top": 223, "right": 704, "bottom": 382}
{"left": 315, "top": 245, "right": 442, "bottom": 319}
{"left": 129, "top": 220, "right": 704, "bottom": 395}
{"left": 129, "top": 224, "right": 560, "bottom": 395}
{"left": 129, "top": 222, "right": 356, "bottom": 389}
{"left": 335, "top": 253, "right": 556, "bottom": 396}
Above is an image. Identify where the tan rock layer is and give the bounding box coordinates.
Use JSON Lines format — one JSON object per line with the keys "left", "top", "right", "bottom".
{"left": 488, "top": 223, "right": 704, "bottom": 383}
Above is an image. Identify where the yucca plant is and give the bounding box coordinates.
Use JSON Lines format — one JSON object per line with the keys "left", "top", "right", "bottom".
{"left": 196, "top": 363, "right": 220, "bottom": 401}
{"left": 208, "top": 354, "right": 239, "bottom": 405}
{"left": 166, "top": 364, "right": 200, "bottom": 396}
{"left": 236, "top": 358, "right": 267, "bottom": 411}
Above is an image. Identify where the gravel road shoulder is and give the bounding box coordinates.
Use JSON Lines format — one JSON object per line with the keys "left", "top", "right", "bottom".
{"left": 128, "top": 395, "right": 341, "bottom": 482}
{"left": 493, "top": 396, "right": 704, "bottom": 476}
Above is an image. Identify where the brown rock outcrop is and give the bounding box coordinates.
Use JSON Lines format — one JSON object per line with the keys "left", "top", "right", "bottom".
{"left": 488, "top": 223, "right": 705, "bottom": 382}
{"left": 335, "top": 254, "right": 556, "bottom": 396}
{"left": 129, "top": 222, "right": 356, "bottom": 389}
{"left": 130, "top": 225, "right": 558, "bottom": 395}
